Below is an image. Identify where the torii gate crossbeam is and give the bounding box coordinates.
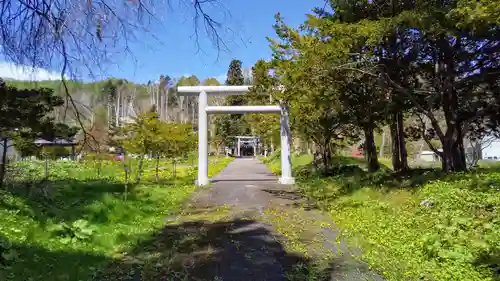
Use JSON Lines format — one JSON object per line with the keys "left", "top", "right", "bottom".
{"left": 177, "top": 85, "right": 295, "bottom": 186}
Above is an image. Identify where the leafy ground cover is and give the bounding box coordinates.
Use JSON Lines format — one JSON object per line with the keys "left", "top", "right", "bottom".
{"left": 0, "top": 157, "right": 233, "bottom": 281}
{"left": 264, "top": 155, "right": 500, "bottom": 281}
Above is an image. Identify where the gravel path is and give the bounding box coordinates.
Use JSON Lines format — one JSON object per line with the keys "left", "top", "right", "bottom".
{"left": 180, "top": 158, "right": 385, "bottom": 281}
{"left": 97, "top": 158, "right": 385, "bottom": 281}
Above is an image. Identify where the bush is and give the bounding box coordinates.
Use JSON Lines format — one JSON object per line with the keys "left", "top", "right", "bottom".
{"left": 83, "top": 153, "right": 117, "bottom": 161}
{"left": 40, "top": 146, "right": 72, "bottom": 159}
{"left": 49, "top": 219, "right": 95, "bottom": 244}
{"left": 265, "top": 149, "right": 281, "bottom": 163}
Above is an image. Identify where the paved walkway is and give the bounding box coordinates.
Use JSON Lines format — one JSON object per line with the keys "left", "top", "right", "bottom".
{"left": 211, "top": 157, "right": 278, "bottom": 183}
{"left": 184, "top": 158, "right": 384, "bottom": 281}
{"left": 98, "top": 158, "right": 384, "bottom": 281}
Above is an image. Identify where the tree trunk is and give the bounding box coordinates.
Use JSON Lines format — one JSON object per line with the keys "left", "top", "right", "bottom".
{"left": 441, "top": 137, "right": 453, "bottom": 172}
{"left": 440, "top": 126, "right": 467, "bottom": 172}
{"left": 379, "top": 128, "right": 386, "bottom": 158}
{"left": 116, "top": 90, "right": 121, "bottom": 127}
{"left": 172, "top": 160, "right": 177, "bottom": 180}
{"left": 0, "top": 138, "right": 8, "bottom": 187}
{"left": 396, "top": 111, "right": 409, "bottom": 172}
{"left": 390, "top": 116, "right": 402, "bottom": 171}
{"left": 135, "top": 155, "right": 144, "bottom": 183}
{"left": 166, "top": 87, "right": 171, "bottom": 122}
{"left": 155, "top": 155, "right": 160, "bottom": 182}
{"left": 364, "top": 126, "right": 380, "bottom": 173}
{"left": 440, "top": 80, "right": 467, "bottom": 172}
{"left": 321, "top": 139, "right": 332, "bottom": 175}
{"left": 453, "top": 122, "right": 467, "bottom": 170}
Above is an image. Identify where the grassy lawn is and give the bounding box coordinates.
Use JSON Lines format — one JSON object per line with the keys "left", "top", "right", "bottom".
{"left": 0, "top": 157, "right": 233, "bottom": 281}
{"left": 263, "top": 154, "right": 500, "bottom": 281}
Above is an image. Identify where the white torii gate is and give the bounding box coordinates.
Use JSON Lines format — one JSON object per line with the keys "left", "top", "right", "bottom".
{"left": 177, "top": 85, "right": 295, "bottom": 186}
{"left": 234, "top": 135, "right": 259, "bottom": 157}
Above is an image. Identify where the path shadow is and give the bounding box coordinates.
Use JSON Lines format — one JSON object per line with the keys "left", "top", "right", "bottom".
{"left": 1, "top": 218, "right": 334, "bottom": 281}
{"left": 262, "top": 188, "right": 319, "bottom": 211}
{"left": 95, "top": 219, "right": 334, "bottom": 281}
{"left": 474, "top": 250, "right": 500, "bottom": 281}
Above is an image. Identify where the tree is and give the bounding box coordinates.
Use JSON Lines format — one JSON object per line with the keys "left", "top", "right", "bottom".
{"left": 0, "top": 82, "right": 76, "bottom": 185}
{"left": 246, "top": 60, "right": 280, "bottom": 151}
{"left": 258, "top": 18, "right": 360, "bottom": 173}
{"left": 202, "top": 78, "right": 227, "bottom": 154}
{"left": 116, "top": 111, "right": 160, "bottom": 183}
{"left": 223, "top": 59, "right": 249, "bottom": 137}
{"left": 0, "top": 0, "right": 231, "bottom": 152}
{"left": 116, "top": 110, "right": 196, "bottom": 182}
{"left": 336, "top": 71, "right": 387, "bottom": 172}
{"left": 211, "top": 60, "right": 249, "bottom": 154}
{"left": 103, "top": 79, "right": 118, "bottom": 129}
{"left": 0, "top": 0, "right": 230, "bottom": 78}
{"left": 292, "top": 0, "right": 500, "bottom": 172}
{"left": 247, "top": 60, "right": 283, "bottom": 153}
{"left": 176, "top": 75, "right": 201, "bottom": 124}
{"left": 226, "top": 60, "right": 245, "bottom": 86}
{"left": 160, "top": 123, "right": 197, "bottom": 179}
{"left": 381, "top": 0, "right": 500, "bottom": 172}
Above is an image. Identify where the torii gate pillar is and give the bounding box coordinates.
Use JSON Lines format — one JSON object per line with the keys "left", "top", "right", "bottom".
{"left": 197, "top": 90, "right": 209, "bottom": 185}
{"left": 177, "top": 85, "right": 295, "bottom": 186}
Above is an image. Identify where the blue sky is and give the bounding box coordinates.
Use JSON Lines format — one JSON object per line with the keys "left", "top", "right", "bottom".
{"left": 0, "top": 0, "right": 324, "bottom": 84}
{"left": 91, "top": 0, "right": 325, "bottom": 84}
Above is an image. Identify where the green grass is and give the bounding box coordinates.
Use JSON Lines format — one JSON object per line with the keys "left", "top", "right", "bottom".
{"left": 261, "top": 152, "right": 313, "bottom": 175}
{"left": 264, "top": 154, "right": 500, "bottom": 281}
{"left": 300, "top": 170, "right": 500, "bottom": 281}
{"left": 0, "top": 157, "right": 233, "bottom": 281}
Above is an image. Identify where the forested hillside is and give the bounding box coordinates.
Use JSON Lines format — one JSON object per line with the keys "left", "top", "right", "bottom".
{"left": 5, "top": 75, "right": 217, "bottom": 150}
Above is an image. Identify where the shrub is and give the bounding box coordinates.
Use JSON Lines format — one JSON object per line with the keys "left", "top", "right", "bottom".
{"left": 49, "top": 219, "right": 96, "bottom": 244}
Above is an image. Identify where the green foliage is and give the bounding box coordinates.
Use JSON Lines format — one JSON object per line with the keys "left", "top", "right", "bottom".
{"left": 0, "top": 83, "right": 78, "bottom": 185}
{"left": 115, "top": 111, "right": 196, "bottom": 182}
{"left": 202, "top": 77, "right": 221, "bottom": 86}
{"left": 254, "top": 0, "right": 500, "bottom": 173}
{"left": 0, "top": 84, "right": 63, "bottom": 138}
{"left": 0, "top": 157, "right": 233, "bottom": 281}
{"left": 49, "top": 219, "right": 95, "bottom": 244}
{"left": 161, "top": 123, "right": 197, "bottom": 159}
{"left": 246, "top": 60, "right": 281, "bottom": 146}
{"left": 214, "top": 59, "right": 250, "bottom": 143}
{"left": 0, "top": 236, "right": 18, "bottom": 267}
{"left": 177, "top": 75, "right": 200, "bottom": 86}
{"left": 263, "top": 151, "right": 500, "bottom": 280}
{"left": 294, "top": 159, "right": 500, "bottom": 281}
{"left": 225, "top": 59, "right": 245, "bottom": 86}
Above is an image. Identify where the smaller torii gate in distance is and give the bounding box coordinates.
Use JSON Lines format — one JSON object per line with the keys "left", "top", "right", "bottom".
{"left": 177, "top": 85, "right": 294, "bottom": 186}
{"left": 234, "top": 135, "right": 259, "bottom": 157}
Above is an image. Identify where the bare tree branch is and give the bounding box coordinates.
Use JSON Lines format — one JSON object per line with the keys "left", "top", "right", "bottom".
{"left": 0, "top": 0, "right": 235, "bottom": 150}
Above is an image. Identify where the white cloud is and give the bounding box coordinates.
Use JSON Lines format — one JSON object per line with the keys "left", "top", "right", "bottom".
{"left": 215, "top": 73, "right": 227, "bottom": 84}
{"left": 0, "top": 61, "right": 61, "bottom": 81}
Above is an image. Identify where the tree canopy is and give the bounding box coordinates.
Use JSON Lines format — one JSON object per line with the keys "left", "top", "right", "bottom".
{"left": 250, "top": 0, "right": 500, "bottom": 172}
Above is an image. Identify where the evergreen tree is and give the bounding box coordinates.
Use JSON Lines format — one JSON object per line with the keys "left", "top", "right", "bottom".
{"left": 225, "top": 60, "right": 245, "bottom": 86}
{"left": 223, "top": 60, "right": 250, "bottom": 139}
{"left": 102, "top": 79, "right": 117, "bottom": 130}
{"left": 0, "top": 83, "right": 76, "bottom": 185}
